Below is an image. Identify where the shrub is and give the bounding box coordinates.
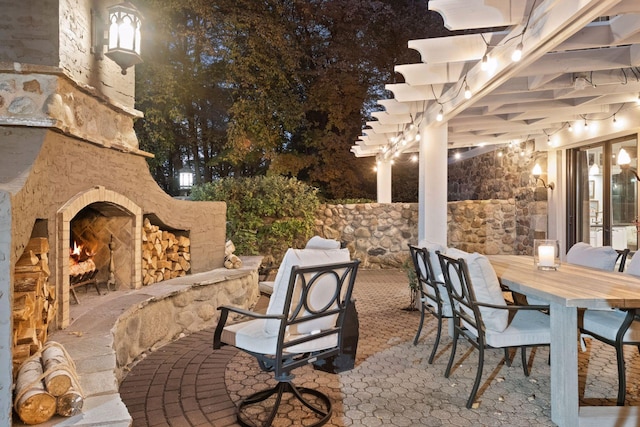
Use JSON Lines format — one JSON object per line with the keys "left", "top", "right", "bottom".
{"left": 190, "top": 176, "right": 319, "bottom": 265}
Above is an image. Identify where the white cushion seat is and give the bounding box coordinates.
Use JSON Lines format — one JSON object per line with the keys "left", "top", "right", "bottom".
{"left": 484, "top": 310, "right": 550, "bottom": 347}
{"left": 220, "top": 318, "right": 339, "bottom": 354}
{"left": 583, "top": 309, "right": 640, "bottom": 342}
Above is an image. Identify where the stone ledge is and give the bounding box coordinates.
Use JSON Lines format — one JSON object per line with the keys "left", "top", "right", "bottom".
{"left": 21, "top": 257, "right": 261, "bottom": 426}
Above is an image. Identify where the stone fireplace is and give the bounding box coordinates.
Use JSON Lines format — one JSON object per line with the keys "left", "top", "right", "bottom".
{"left": 0, "top": 0, "right": 228, "bottom": 417}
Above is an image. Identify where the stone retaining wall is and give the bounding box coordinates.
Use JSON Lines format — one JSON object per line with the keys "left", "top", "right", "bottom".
{"left": 315, "top": 199, "right": 543, "bottom": 268}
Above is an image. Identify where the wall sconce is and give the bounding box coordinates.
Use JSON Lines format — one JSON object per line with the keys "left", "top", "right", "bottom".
{"left": 617, "top": 148, "right": 640, "bottom": 180}
{"left": 92, "top": 2, "right": 143, "bottom": 75}
{"left": 532, "top": 163, "right": 554, "bottom": 190}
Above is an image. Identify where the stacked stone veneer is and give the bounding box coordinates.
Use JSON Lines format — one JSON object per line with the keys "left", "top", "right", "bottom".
{"left": 315, "top": 203, "right": 418, "bottom": 268}
{"left": 314, "top": 145, "right": 549, "bottom": 267}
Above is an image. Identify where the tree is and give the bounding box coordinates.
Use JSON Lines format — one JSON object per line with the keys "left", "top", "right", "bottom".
{"left": 134, "top": 0, "right": 451, "bottom": 199}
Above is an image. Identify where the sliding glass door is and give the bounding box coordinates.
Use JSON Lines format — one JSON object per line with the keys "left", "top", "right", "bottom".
{"left": 568, "top": 135, "right": 638, "bottom": 251}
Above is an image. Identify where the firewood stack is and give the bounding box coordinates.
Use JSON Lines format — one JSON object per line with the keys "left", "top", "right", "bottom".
{"left": 13, "top": 341, "right": 83, "bottom": 424}
{"left": 13, "top": 237, "right": 56, "bottom": 375}
{"left": 142, "top": 218, "right": 191, "bottom": 285}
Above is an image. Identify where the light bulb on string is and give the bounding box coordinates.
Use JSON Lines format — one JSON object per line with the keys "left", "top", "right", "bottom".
{"left": 464, "top": 82, "right": 472, "bottom": 99}
{"left": 411, "top": 155, "right": 418, "bottom": 162}
{"left": 567, "top": 122, "right": 573, "bottom": 132}
{"left": 512, "top": 42, "right": 523, "bottom": 62}
{"left": 584, "top": 119, "right": 589, "bottom": 129}
{"left": 436, "top": 107, "right": 444, "bottom": 122}
{"left": 481, "top": 54, "right": 489, "bottom": 71}
{"left": 415, "top": 133, "right": 421, "bottom": 142}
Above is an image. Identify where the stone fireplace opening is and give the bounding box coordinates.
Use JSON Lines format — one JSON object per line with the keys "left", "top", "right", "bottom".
{"left": 57, "top": 186, "right": 143, "bottom": 327}
{"left": 69, "top": 203, "right": 135, "bottom": 297}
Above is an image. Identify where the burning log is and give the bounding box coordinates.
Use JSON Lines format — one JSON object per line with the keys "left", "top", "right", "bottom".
{"left": 14, "top": 356, "right": 57, "bottom": 425}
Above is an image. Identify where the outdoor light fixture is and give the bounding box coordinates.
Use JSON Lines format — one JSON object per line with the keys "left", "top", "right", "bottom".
{"left": 511, "top": 42, "right": 523, "bottom": 62}
{"left": 436, "top": 108, "right": 444, "bottom": 122}
{"left": 532, "top": 163, "right": 554, "bottom": 190}
{"left": 617, "top": 148, "right": 640, "bottom": 181}
{"left": 464, "top": 82, "right": 472, "bottom": 99}
{"left": 93, "top": 2, "right": 143, "bottom": 75}
{"left": 179, "top": 167, "right": 194, "bottom": 190}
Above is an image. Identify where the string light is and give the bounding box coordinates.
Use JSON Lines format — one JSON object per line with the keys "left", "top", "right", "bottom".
{"left": 415, "top": 133, "right": 421, "bottom": 142}
{"left": 464, "top": 82, "right": 472, "bottom": 99}
{"left": 584, "top": 118, "right": 589, "bottom": 129}
{"left": 436, "top": 107, "right": 444, "bottom": 122}
{"left": 481, "top": 54, "right": 489, "bottom": 71}
{"left": 567, "top": 122, "right": 573, "bottom": 132}
{"left": 512, "top": 42, "right": 523, "bottom": 62}
{"left": 411, "top": 155, "right": 418, "bottom": 162}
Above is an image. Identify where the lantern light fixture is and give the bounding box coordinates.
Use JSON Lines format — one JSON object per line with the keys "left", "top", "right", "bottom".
{"left": 179, "top": 167, "right": 194, "bottom": 190}
{"left": 93, "top": 2, "right": 143, "bottom": 75}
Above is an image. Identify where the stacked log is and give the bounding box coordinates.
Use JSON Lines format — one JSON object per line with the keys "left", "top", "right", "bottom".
{"left": 14, "top": 342, "right": 84, "bottom": 424}
{"left": 13, "top": 238, "right": 56, "bottom": 374}
{"left": 141, "top": 218, "right": 191, "bottom": 285}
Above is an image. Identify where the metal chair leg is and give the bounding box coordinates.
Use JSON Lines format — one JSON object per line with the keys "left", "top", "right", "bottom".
{"left": 521, "top": 347, "right": 529, "bottom": 376}
{"left": 413, "top": 303, "right": 425, "bottom": 346}
{"left": 467, "top": 345, "right": 485, "bottom": 409}
{"left": 444, "top": 329, "right": 459, "bottom": 378}
{"left": 428, "top": 314, "right": 443, "bottom": 364}
{"left": 615, "top": 343, "right": 627, "bottom": 406}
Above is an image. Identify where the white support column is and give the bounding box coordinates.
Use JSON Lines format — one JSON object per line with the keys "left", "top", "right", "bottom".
{"left": 418, "top": 124, "right": 448, "bottom": 246}
{"left": 377, "top": 158, "right": 392, "bottom": 203}
{"left": 0, "top": 191, "right": 12, "bottom": 425}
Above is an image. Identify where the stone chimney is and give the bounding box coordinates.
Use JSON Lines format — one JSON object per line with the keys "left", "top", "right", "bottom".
{"left": 0, "top": 1, "right": 227, "bottom": 418}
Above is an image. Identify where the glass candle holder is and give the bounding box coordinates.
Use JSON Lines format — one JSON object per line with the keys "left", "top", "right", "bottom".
{"left": 534, "top": 239, "right": 560, "bottom": 270}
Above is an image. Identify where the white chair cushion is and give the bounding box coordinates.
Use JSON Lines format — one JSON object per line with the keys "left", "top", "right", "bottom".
{"left": 445, "top": 248, "right": 508, "bottom": 333}
{"left": 305, "top": 236, "right": 341, "bottom": 250}
{"left": 583, "top": 309, "right": 640, "bottom": 342}
{"left": 265, "top": 248, "right": 351, "bottom": 336}
{"left": 625, "top": 253, "right": 640, "bottom": 277}
{"left": 566, "top": 242, "right": 618, "bottom": 271}
{"left": 484, "top": 310, "right": 550, "bottom": 347}
{"left": 221, "top": 318, "right": 338, "bottom": 354}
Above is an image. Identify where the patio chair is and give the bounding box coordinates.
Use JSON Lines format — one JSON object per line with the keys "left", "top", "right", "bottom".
{"left": 580, "top": 249, "right": 640, "bottom": 405}
{"left": 408, "top": 244, "right": 452, "bottom": 363}
{"left": 258, "top": 236, "right": 341, "bottom": 295}
{"left": 213, "top": 247, "right": 358, "bottom": 427}
{"left": 437, "top": 250, "right": 550, "bottom": 409}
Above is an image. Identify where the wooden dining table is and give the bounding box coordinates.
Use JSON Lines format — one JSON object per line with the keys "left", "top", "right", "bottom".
{"left": 488, "top": 255, "right": 640, "bottom": 427}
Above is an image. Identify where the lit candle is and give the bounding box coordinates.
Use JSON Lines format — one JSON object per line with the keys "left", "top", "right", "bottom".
{"left": 538, "top": 245, "right": 555, "bottom": 267}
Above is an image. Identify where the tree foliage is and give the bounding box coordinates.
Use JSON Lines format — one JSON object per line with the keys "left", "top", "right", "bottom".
{"left": 190, "top": 176, "right": 319, "bottom": 262}
{"left": 134, "top": 0, "right": 450, "bottom": 199}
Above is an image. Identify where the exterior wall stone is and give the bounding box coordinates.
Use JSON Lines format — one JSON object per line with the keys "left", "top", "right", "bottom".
{"left": 315, "top": 203, "right": 418, "bottom": 269}
{"left": 314, "top": 145, "right": 549, "bottom": 267}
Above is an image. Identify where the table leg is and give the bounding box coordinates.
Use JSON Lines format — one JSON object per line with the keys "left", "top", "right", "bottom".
{"left": 550, "top": 302, "right": 579, "bottom": 427}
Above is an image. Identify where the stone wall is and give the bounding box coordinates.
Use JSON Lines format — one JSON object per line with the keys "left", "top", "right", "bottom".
{"left": 447, "top": 199, "right": 517, "bottom": 254}
{"left": 448, "top": 142, "right": 549, "bottom": 255}
{"left": 314, "top": 144, "right": 549, "bottom": 267}
{"left": 315, "top": 203, "right": 418, "bottom": 269}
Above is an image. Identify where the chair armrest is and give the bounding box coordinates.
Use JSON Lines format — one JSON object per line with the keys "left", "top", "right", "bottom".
{"left": 474, "top": 301, "right": 549, "bottom": 311}
{"left": 218, "top": 305, "right": 283, "bottom": 320}
{"left": 213, "top": 306, "right": 285, "bottom": 350}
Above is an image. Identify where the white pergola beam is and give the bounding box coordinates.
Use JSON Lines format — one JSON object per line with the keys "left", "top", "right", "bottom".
{"left": 429, "top": 0, "right": 528, "bottom": 30}
{"left": 394, "top": 62, "right": 466, "bottom": 86}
